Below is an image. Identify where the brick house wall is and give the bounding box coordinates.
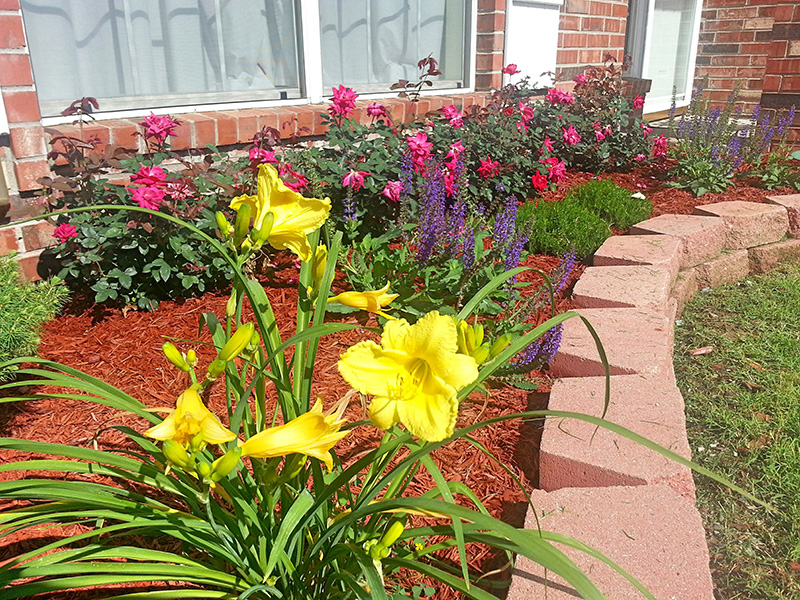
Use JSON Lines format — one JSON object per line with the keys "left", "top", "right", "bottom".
{"left": 557, "top": 0, "right": 630, "bottom": 79}
{"left": 694, "top": 0, "right": 800, "bottom": 144}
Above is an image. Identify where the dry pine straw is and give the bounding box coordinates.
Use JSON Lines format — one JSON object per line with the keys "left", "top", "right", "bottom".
{"left": 0, "top": 169, "right": 785, "bottom": 598}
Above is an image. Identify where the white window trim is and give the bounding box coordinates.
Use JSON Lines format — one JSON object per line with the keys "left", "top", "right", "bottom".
{"left": 629, "top": 0, "right": 703, "bottom": 115}
{"left": 38, "top": 0, "right": 478, "bottom": 126}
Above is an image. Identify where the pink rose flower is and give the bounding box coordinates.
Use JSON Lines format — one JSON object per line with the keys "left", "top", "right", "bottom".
{"left": 165, "top": 181, "right": 192, "bottom": 201}
{"left": 518, "top": 101, "right": 534, "bottom": 123}
{"left": 545, "top": 88, "right": 575, "bottom": 105}
{"left": 342, "top": 170, "right": 370, "bottom": 192}
{"left": 279, "top": 163, "right": 310, "bottom": 191}
{"left": 595, "top": 130, "right": 606, "bottom": 143}
{"left": 329, "top": 85, "right": 358, "bottom": 117}
{"left": 573, "top": 73, "right": 588, "bottom": 84}
{"left": 641, "top": 123, "right": 653, "bottom": 138}
{"left": 367, "top": 102, "right": 388, "bottom": 118}
{"left": 540, "top": 157, "right": 567, "bottom": 183}
{"left": 131, "top": 165, "right": 167, "bottom": 186}
{"left": 502, "top": 64, "right": 521, "bottom": 75}
{"left": 632, "top": 94, "right": 645, "bottom": 110}
{"left": 562, "top": 125, "right": 581, "bottom": 146}
{"left": 407, "top": 132, "right": 433, "bottom": 172}
{"left": 502, "top": 106, "right": 514, "bottom": 117}
{"left": 249, "top": 147, "right": 277, "bottom": 164}
{"left": 139, "top": 112, "right": 179, "bottom": 143}
{"left": 446, "top": 140, "right": 466, "bottom": 161}
{"left": 652, "top": 134, "right": 668, "bottom": 157}
{"left": 477, "top": 157, "right": 500, "bottom": 179}
{"left": 381, "top": 181, "right": 404, "bottom": 202}
{"left": 131, "top": 186, "right": 165, "bottom": 210}
{"left": 441, "top": 104, "right": 464, "bottom": 129}
{"left": 542, "top": 136, "right": 555, "bottom": 154}
{"left": 53, "top": 222, "right": 78, "bottom": 243}
{"left": 635, "top": 153, "right": 646, "bottom": 162}
{"left": 531, "top": 171, "right": 548, "bottom": 192}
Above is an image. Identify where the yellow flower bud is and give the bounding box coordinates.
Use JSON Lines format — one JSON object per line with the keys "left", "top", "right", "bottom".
{"left": 234, "top": 203, "right": 251, "bottom": 244}
{"left": 456, "top": 321, "right": 469, "bottom": 355}
{"left": 218, "top": 323, "right": 255, "bottom": 363}
{"left": 186, "top": 349, "right": 197, "bottom": 367}
{"left": 189, "top": 431, "right": 207, "bottom": 453}
{"left": 162, "top": 439, "right": 194, "bottom": 470}
{"left": 489, "top": 334, "right": 512, "bottom": 359}
{"left": 464, "top": 323, "right": 476, "bottom": 355}
{"left": 196, "top": 460, "right": 211, "bottom": 480}
{"left": 240, "top": 238, "right": 253, "bottom": 254}
{"left": 310, "top": 244, "right": 327, "bottom": 295}
{"left": 379, "top": 520, "right": 406, "bottom": 549}
{"left": 253, "top": 212, "right": 275, "bottom": 245}
{"left": 226, "top": 291, "right": 237, "bottom": 318}
{"left": 210, "top": 447, "right": 242, "bottom": 482}
{"left": 472, "top": 344, "right": 491, "bottom": 365}
{"left": 215, "top": 211, "right": 232, "bottom": 237}
{"left": 474, "top": 323, "right": 484, "bottom": 348}
{"left": 163, "top": 342, "right": 191, "bottom": 372}
{"left": 207, "top": 359, "right": 226, "bottom": 380}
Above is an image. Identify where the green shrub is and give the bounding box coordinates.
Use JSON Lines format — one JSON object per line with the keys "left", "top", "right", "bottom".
{"left": 523, "top": 198, "right": 610, "bottom": 258}
{"left": 564, "top": 178, "right": 652, "bottom": 229}
{"left": 0, "top": 254, "right": 69, "bottom": 379}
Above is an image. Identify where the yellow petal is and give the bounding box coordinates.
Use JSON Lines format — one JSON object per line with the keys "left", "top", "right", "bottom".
{"left": 268, "top": 199, "right": 331, "bottom": 261}
{"left": 368, "top": 395, "right": 402, "bottom": 431}
{"left": 144, "top": 412, "right": 177, "bottom": 441}
{"left": 396, "top": 373, "right": 458, "bottom": 442}
{"left": 200, "top": 414, "right": 237, "bottom": 445}
{"left": 338, "top": 341, "right": 411, "bottom": 398}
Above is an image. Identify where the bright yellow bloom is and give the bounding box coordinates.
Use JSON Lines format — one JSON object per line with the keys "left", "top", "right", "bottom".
{"left": 230, "top": 164, "right": 331, "bottom": 261}
{"left": 337, "top": 311, "right": 479, "bottom": 442}
{"left": 145, "top": 388, "right": 236, "bottom": 446}
{"left": 240, "top": 398, "right": 349, "bottom": 471}
{"left": 307, "top": 244, "right": 328, "bottom": 297}
{"left": 327, "top": 282, "right": 399, "bottom": 319}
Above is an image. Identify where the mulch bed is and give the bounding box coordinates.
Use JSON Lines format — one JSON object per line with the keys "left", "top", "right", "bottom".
{"left": 0, "top": 167, "right": 791, "bottom": 598}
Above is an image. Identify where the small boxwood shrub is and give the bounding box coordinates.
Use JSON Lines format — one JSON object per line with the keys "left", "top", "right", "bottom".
{"left": 519, "top": 179, "right": 652, "bottom": 258}
{"left": 564, "top": 178, "right": 652, "bottom": 230}
{"left": 0, "top": 254, "right": 69, "bottom": 380}
{"left": 522, "top": 198, "right": 610, "bottom": 258}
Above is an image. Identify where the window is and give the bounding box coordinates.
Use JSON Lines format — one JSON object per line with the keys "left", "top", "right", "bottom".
{"left": 21, "top": 0, "right": 472, "bottom": 119}
{"left": 625, "top": 0, "right": 703, "bottom": 114}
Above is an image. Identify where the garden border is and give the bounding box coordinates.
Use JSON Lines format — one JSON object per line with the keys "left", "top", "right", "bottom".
{"left": 508, "top": 194, "right": 800, "bottom": 600}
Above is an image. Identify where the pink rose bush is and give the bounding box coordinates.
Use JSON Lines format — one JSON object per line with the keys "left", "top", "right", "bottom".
{"left": 53, "top": 222, "right": 78, "bottom": 243}
{"left": 139, "top": 112, "right": 179, "bottom": 144}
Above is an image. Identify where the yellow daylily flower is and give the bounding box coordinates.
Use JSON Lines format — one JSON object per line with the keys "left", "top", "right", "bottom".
{"left": 337, "top": 311, "right": 479, "bottom": 442}
{"left": 230, "top": 163, "right": 331, "bottom": 261}
{"left": 144, "top": 388, "right": 236, "bottom": 447}
{"left": 240, "top": 398, "right": 349, "bottom": 471}
{"left": 327, "top": 282, "right": 400, "bottom": 319}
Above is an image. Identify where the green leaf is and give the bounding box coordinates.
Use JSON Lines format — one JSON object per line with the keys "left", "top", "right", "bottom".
{"left": 264, "top": 489, "right": 314, "bottom": 579}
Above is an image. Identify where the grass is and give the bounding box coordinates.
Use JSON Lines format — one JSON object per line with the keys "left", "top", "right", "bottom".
{"left": 674, "top": 262, "right": 800, "bottom": 599}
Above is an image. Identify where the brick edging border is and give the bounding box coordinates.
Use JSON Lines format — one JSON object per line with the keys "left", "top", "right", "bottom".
{"left": 508, "top": 194, "right": 800, "bottom": 599}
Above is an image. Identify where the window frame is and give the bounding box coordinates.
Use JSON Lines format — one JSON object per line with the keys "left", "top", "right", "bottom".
{"left": 625, "top": 0, "right": 703, "bottom": 115}
{"left": 37, "top": 0, "right": 478, "bottom": 126}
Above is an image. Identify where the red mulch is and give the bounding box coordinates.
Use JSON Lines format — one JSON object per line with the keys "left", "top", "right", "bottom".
{"left": 0, "top": 168, "right": 789, "bottom": 598}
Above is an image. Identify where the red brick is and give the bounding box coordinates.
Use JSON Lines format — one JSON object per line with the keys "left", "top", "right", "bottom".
{"left": 221, "top": 109, "right": 258, "bottom": 143}
{"left": 578, "top": 49, "right": 603, "bottom": 64}
{"left": 206, "top": 112, "right": 237, "bottom": 146}
{"left": 589, "top": 1, "right": 613, "bottom": 16}
{"left": 477, "top": 12, "right": 504, "bottom": 33}
{"left": 292, "top": 107, "right": 316, "bottom": 137}
{"left": 0, "top": 229, "right": 19, "bottom": 254}
{"left": 21, "top": 221, "right": 57, "bottom": 252}
{"left": 382, "top": 100, "right": 406, "bottom": 125}
{"left": 2, "top": 90, "right": 40, "bottom": 123}
{"left": 104, "top": 120, "right": 140, "bottom": 149}
{"left": 780, "top": 76, "right": 800, "bottom": 91}
{"left": 736, "top": 67, "right": 766, "bottom": 77}
{"left": 740, "top": 42, "right": 771, "bottom": 55}
{"left": 769, "top": 41, "right": 789, "bottom": 58}
{"left": 711, "top": 54, "right": 752, "bottom": 66}
{"left": 0, "top": 53, "right": 33, "bottom": 86}
{"left": 564, "top": 0, "right": 590, "bottom": 14}
{"left": 603, "top": 18, "right": 624, "bottom": 33}
{"left": 751, "top": 54, "right": 768, "bottom": 66}
{"left": 588, "top": 33, "right": 610, "bottom": 47}
{"left": 763, "top": 74, "right": 782, "bottom": 92}
{"left": 562, "top": 32, "right": 588, "bottom": 47}
{"left": 477, "top": 33, "right": 504, "bottom": 52}
{"left": 771, "top": 58, "right": 800, "bottom": 74}
{"left": 718, "top": 7, "right": 758, "bottom": 19}
{"left": 0, "top": 15, "right": 25, "bottom": 48}
{"left": 582, "top": 16, "right": 603, "bottom": 30}
{"left": 716, "top": 30, "right": 755, "bottom": 43}
{"left": 0, "top": 0, "right": 20, "bottom": 8}
{"left": 16, "top": 251, "right": 44, "bottom": 282}
{"left": 475, "top": 72, "right": 502, "bottom": 91}
{"left": 182, "top": 113, "right": 216, "bottom": 148}
{"left": 9, "top": 125, "right": 46, "bottom": 158}
{"left": 557, "top": 49, "right": 579, "bottom": 64}
{"left": 476, "top": 52, "right": 503, "bottom": 71}
{"left": 13, "top": 159, "right": 50, "bottom": 191}
{"left": 703, "top": 19, "right": 743, "bottom": 31}
{"left": 560, "top": 15, "right": 581, "bottom": 30}
{"left": 608, "top": 33, "right": 626, "bottom": 48}
{"left": 169, "top": 120, "right": 192, "bottom": 151}
{"left": 477, "top": 0, "right": 505, "bottom": 11}
{"left": 771, "top": 5, "right": 794, "bottom": 21}
{"left": 611, "top": 3, "right": 627, "bottom": 18}
{"left": 743, "top": 17, "right": 774, "bottom": 30}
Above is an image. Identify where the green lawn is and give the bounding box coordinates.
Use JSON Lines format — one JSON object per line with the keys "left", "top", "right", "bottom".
{"left": 674, "top": 262, "right": 800, "bottom": 599}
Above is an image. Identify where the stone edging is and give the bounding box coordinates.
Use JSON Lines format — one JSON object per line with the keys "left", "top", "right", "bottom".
{"left": 508, "top": 194, "right": 800, "bottom": 600}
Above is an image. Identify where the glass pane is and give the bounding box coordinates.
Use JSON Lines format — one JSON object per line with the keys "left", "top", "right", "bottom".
{"left": 646, "top": 0, "right": 697, "bottom": 105}
{"left": 319, "top": 0, "right": 468, "bottom": 92}
{"left": 21, "top": 0, "right": 301, "bottom": 116}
